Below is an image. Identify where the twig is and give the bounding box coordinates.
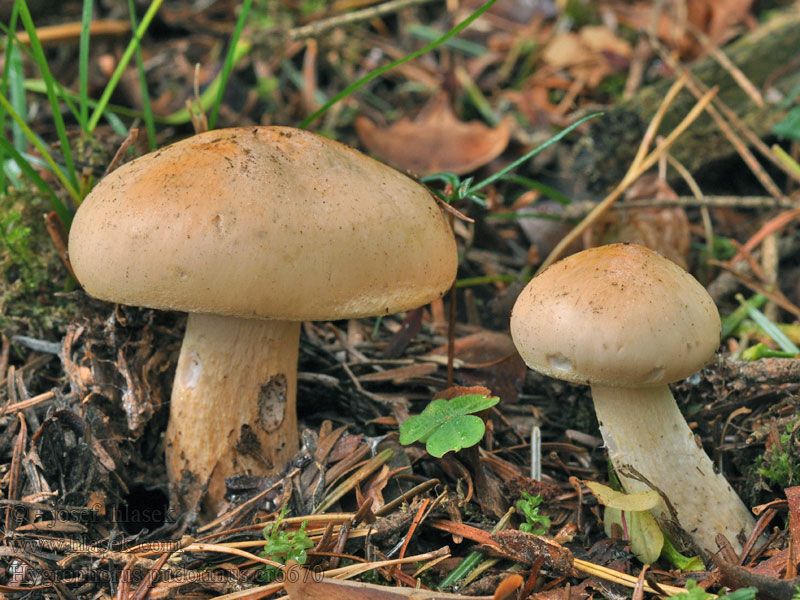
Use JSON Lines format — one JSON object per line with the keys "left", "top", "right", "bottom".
{"left": 646, "top": 31, "right": 799, "bottom": 190}
{"left": 196, "top": 466, "right": 302, "bottom": 534}
{"left": 104, "top": 128, "right": 140, "bottom": 176}
{"left": 11, "top": 335, "right": 61, "bottom": 355}
{"left": 44, "top": 212, "right": 76, "bottom": 280}
{"left": 631, "top": 73, "right": 689, "bottom": 171}
{"left": 709, "top": 259, "right": 800, "bottom": 317}
{"left": 538, "top": 86, "right": 718, "bottom": 273}
{"left": 573, "top": 558, "right": 690, "bottom": 597}
{"left": 725, "top": 206, "right": 800, "bottom": 268}
{"left": 616, "top": 195, "right": 795, "bottom": 209}
{"left": 4, "top": 414, "right": 27, "bottom": 531}
{"left": 665, "top": 153, "right": 714, "bottom": 257}
{"left": 279, "top": 0, "right": 440, "bottom": 41}
{"left": 685, "top": 21, "right": 763, "bottom": 107}
{"left": 1, "top": 390, "right": 56, "bottom": 416}
{"left": 12, "top": 20, "right": 130, "bottom": 47}
{"left": 0, "top": 334, "right": 9, "bottom": 383}
{"left": 314, "top": 448, "right": 394, "bottom": 513}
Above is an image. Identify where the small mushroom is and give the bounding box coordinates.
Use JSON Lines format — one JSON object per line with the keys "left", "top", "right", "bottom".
{"left": 510, "top": 243, "right": 755, "bottom": 555}
{"left": 69, "top": 126, "right": 457, "bottom": 516}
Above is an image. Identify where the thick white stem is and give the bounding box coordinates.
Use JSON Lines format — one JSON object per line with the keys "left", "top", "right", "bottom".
{"left": 166, "top": 314, "right": 300, "bottom": 517}
{"left": 591, "top": 385, "right": 755, "bottom": 556}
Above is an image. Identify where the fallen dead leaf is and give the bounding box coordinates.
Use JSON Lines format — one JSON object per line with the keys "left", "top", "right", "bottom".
{"left": 588, "top": 174, "right": 690, "bottom": 269}
{"left": 578, "top": 25, "right": 633, "bottom": 59}
{"left": 356, "top": 92, "right": 511, "bottom": 176}
{"left": 540, "top": 32, "right": 609, "bottom": 88}
{"left": 614, "top": 0, "right": 755, "bottom": 57}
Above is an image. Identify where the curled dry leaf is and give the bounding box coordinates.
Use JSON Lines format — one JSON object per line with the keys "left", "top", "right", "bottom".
{"left": 540, "top": 26, "right": 630, "bottom": 88}
{"left": 614, "top": 0, "right": 755, "bottom": 56}
{"left": 587, "top": 174, "right": 690, "bottom": 269}
{"left": 355, "top": 93, "right": 511, "bottom": 176}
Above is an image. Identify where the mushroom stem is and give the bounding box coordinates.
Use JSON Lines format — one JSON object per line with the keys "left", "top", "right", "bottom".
{"left": 591, "top": 384, "right": 755, "bottom": 557}
{"left": 166, "top": 313, "right": 300, "bottom": 516}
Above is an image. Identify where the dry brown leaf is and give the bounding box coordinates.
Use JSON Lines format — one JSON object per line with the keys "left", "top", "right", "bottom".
{"left": 697, "top": 0, "right": 756, "bottom": 43}
{"left": 614, "top": 0, "right": 755, "bottom": 57}
{"left": 588, "top": 174, "right": 690, "bottom": 269}
{"left": 355, "top": 93, "right": 511, "bottom": 176}
{"left": 578, "top": 25, "right": 633, "bottom": 58}
{"left": 493, "top": 574, "right": 524, "bottom": 600}
{"left": 540, "top": 32, "right": 609, "bottom": 87}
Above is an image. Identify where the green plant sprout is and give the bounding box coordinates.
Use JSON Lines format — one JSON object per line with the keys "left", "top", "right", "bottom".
{"left": 399, "top": 393, "right": 499, "bottom": 458}
{"left": 660, "top": 536, "right": 704, "bottom": 572}
{"left": 421, "top": 112, "right": 601, "bottom": 208}
{"left": 516, "top": 492, "right": 551, "bottom": 535}
{"left": 258, "top": 506, "right": 314, "bottom": 582}
{"left": 666, "top": 579, "right": 756, "bottom": 600}
{"left": 741, "top": 342, "right": 797, "bottom": 361}
{"left": 587, "top": 481, "right": 703, "bottom": 571}
{"left": 758, "top": 418, "right": 799, "bottom": 488}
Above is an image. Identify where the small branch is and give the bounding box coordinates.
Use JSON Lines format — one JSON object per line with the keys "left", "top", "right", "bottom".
{"left": 260, "top": 0, "right": 440, "bottom": 43}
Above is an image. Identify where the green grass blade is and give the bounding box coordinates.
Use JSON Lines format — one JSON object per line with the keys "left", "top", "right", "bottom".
{"left": 23, "top": 36, "right": 252, "bottom": 128}
{"left": 0, "top": 3, "right": 22, "bottom": 193}
{"left": 469, "top": 112, "right": 602, "bottom": 194}
{"left": 736, "top": 293, "right": 800, "bottom": 354}
{"left": 504, "top": 175, "right": 572, "bottom": 205}
{"left": 0, "top": 90, "right": 81, "bottom": 202}
{"left": 127, "top": 0, "right": 156, "bottom": 148}
{"left": 208, "top": 0, "right": 253, "bottom": 130}
{"left": 16, "top": 0, "right": 80, "bottom": 191}
{"left": 0, "top": 21, "right": 87, "bottom": 130}
{"left": 405, "top": 23, "right": 488, "bottom": 56}
{"left": 79, "top": 0, "right": 93, "bottom": 127}
{"left": 0, "top": 136, "right": 72, "bottom": 228}
{"left": 721, "top": 293, "right": 766, "bottom": 338}
{"left": 299, "top": 0, "right": 499, "bottom": 129}
{"left": 8, "top": 44, "right": 26, "bottom": 154}
{"left": 87, "top": 0, "right": 164, "bottom": 132}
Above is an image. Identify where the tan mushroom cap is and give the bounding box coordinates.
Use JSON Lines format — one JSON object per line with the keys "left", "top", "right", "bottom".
{"left": 510, "top": 243, "right": 721, "bottom": 387}
{"left": 69, "top": 127, "right": 457, "bottom": 320}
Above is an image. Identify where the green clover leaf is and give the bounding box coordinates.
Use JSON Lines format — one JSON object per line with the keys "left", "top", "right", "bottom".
{"left": 399, "top": 394, "right": 499, "bottom": 457}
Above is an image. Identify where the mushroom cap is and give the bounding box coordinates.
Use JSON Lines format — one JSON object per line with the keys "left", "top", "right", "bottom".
{"left": 510, "top": 243, "right": 721, "bottom": 387}
{"left": 69, "top": 127, "right": 457, "bottom": 321}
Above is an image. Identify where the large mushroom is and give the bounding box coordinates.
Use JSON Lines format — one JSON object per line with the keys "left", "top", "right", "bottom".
{"left": 68, "top": 126, "right": 457, "bottom": 516}
{"left": 510, "top": 243, "right": 755, "bottom": 556}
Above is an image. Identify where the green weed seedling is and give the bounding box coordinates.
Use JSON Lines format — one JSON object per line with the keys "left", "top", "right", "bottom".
{"left": 516, "top": 492, "right": 551, "bottom": 535}
{"left": 399, "top": 393, "right": 499, "bottom": 458}
{"left": 758, "top": 418, "right": 800, "bottom": 488}
{"left": 587, "top": 481, "right": 703, "bottom": 570}
{"left": 667, "top": 579, "right": 756, "bottom": 600}
{"left": 258, "top": 506, "right": 314, "bottom": 582}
